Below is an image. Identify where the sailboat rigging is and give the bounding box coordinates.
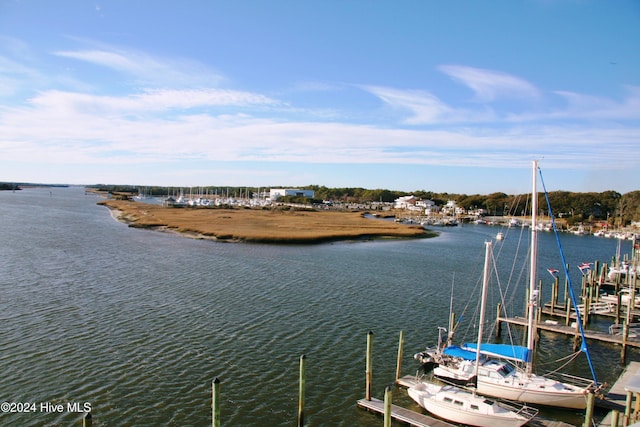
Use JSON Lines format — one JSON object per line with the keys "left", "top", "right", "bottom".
{"left": 415, "top": 161, "right": 601, "bottom": 409}
{"left": 407, "top": 241, "right": 538, "bottom": 427}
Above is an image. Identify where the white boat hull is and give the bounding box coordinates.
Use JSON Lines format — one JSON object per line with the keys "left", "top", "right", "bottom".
{"left": 477, "top": 378, "right": 587, "bottom": 409}
{"left": 434, "top": 359, "right": 590, "bottom": 409}
{"left": 408, "top": 382, "right": 532, "bottom": 427}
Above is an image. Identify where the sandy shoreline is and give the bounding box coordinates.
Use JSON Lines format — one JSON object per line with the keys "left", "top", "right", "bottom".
{"left": 98, "top": 199, "right": 436, "bottom": 244}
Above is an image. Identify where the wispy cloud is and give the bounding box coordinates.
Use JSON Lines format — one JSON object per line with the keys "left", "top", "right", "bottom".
{"left": 1, "top": 39, "right": 638, "bottom": 186}
{"left": 552, "top": 86, "right": 640, "bottom": 120}
{"left": 25, "top": 88, "right": 279, "bottom": 115}
{"left": 1, "top": 87, "right": 637, "bottom": 171}
{"left": 439, "top": 65, "right": 541, "bottom": 102}
{"left": 53, "top": 45, "right": 225, "bottom": 88}
{"left": 361, "top": 85, "right": 497, "bottom": 125}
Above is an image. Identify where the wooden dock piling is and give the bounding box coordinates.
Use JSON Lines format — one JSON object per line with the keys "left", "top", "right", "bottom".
{"left": 384, "top": 386, "right": 392, "bottom": 427}
{"left": 366, "top": 331, "right": 373, "bottom": 401}
{"left": 212, "top": 377, "right": 220, "bottom": 427}
{"left": 583, "top": 392, "right": 595, "bottom": 427}
{"left": 298, "top": 355, "right": 306, "bottom": 427}
{"left": 82, "top": 412, "right": 92, "bottom": 427}
{"left": 396, "top": 330, "right": 404, "bottom": 382}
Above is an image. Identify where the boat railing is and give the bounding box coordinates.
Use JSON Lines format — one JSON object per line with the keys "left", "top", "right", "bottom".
{"left": 608, "top": 323, "right": 640, "bottom": 339}
{"left": 437, "top": 376, "right": 539, "bottom": 421}
{"left": 541, "top": 370, "right": 598, "bottom": 389}
{"left": 576, "top": 301, "right": 616, "bottom": 315}
{"left": 493, "top": 398, "right": 539, "bottom": 421}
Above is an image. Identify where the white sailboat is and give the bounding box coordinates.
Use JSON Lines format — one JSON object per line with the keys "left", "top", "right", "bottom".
{"left": 407, "top": 381, "right": 536, "bottom": 427}
{"left": 408, "top": 242, "right": 538, "bottom": 427}
{"left": 424, "top": 161, "right": 599, "bottom": 409}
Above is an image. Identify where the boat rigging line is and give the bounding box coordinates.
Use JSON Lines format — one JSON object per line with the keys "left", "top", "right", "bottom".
{"left": 537, "top": 164, "right": 600, "bottom": 388}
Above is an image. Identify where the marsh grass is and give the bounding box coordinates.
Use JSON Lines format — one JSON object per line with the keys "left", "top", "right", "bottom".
{"left": 99, "top": 200, "right": 432, "bottom": 243}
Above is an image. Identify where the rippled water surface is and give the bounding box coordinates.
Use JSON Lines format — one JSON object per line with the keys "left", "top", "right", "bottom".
{"left": 0, "top": 187, "right": 637, "bottom": 426}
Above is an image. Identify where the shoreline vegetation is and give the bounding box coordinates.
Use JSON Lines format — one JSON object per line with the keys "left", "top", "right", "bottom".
{"left": 98, "top": 199, "right": 436, "bottom": 244}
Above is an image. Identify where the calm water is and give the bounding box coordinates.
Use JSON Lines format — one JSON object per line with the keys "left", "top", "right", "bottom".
{"left": 0, "top": 187, "right": 637, "bottom": 426}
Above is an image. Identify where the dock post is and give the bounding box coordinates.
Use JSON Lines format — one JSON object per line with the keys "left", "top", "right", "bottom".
{"left": 622, "top": 299, "right": 632, "bottom": 363}
{"left": 366, "top": 331, "right": 373, "bottom": 401}
{"left": 595, "top": 260, "right": 602, "bottom": 300}
{"left": 495, "top": 303, "right": 502, "bottom": 337}
{"left": 298, "top": 354, "right": 306, "bottom": 427}
{"left": 617, "top": 293, "right": 622, "bottom": 325}
{"left": 564, "top": 269, "right": 571, "bottom": 326}
{"left": 622, "top": 321, "right": 629, "bottom": 364}
{"left": 624, "top": 389, "right": 633, "bottom": 426}
{"left": 550, "top": 277, "right": 558, "bottom": 313}
{"left": 582, "top": 275, "right": 590, "bottom": 326}
{"left": 395, "top": 330, "right": 404, "bottom": 382}
{"left": 82, "top": 412, "right": 92, "bottom": 427}
{"left": 611, "top": 409, "right": 620, "bottom": 427}
{"left": 583, "top": 391, "right": 595, "bottom": 427}
{"left": 565, "top": 294, "right": 572, "bottom": 327}
{"left": 383, "top": 386, "right": 392, "bottom": 427}
{"left": 212, "top": 377, "right": 221, "bottom": 427}
{"left": 537, "top": 280, "right": 543, "bottom": 323}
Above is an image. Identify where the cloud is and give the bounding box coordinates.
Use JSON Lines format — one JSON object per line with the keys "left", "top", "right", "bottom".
{"left": 439, "top": 65, "right": 540, "bottom": 102}
{"left": 362, "top": 85, "right": 496, "bottom": 124}
{"left": 21, "top": 88, "right": 278, "bottom": 120}
{"left": 1, "top": 86, "right": 637, "bottom": 172}
{"left": 0, "top": 37, "right": 637, "bottom": 184}
{"left": 53, "top": 46, "right": 225, "bottom": 87}
{"left": 552, "top": 86, "right": 640, "bottom": 120}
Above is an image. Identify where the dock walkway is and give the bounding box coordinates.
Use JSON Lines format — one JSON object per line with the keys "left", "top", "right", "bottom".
{"left": 357, "top": 397, "right": 455, "bottom": 427}
{"left": 598, "top": 361, "right": 640, "bottom": 426}
{"left": 498, "top": 316, "right": 640, "bottom": 348}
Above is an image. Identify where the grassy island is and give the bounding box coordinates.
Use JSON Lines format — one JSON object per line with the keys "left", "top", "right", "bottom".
{"left": 98, "top": 199, "right": 436, "bottom": 244}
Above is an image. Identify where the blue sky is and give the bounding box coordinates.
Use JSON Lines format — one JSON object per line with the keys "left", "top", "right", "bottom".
{"left": 0, "top": 1, "right": 638, "bottom": 195}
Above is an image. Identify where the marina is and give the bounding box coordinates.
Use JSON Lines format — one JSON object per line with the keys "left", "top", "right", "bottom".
{"left": 0, "top": 186, "right": 638, "bottom": 426}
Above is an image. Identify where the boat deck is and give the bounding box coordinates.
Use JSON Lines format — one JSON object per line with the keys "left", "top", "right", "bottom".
{"left": 394, "top": 376, "right": 573, "bottom": 427}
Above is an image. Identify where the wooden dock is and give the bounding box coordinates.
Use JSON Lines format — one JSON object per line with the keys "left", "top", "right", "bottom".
{"left": 498, "top": 316, "right": 640, "bottom": 348}
{"left": 357, "top": 397, "right": 456, "bottom": 427}
{"left": 598, "top": 361, "right": 640, "bottom": 426}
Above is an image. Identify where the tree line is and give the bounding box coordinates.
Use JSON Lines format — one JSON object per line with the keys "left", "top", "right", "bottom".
{"left": 87, "top": 184, "right": 640, "bottom": 226}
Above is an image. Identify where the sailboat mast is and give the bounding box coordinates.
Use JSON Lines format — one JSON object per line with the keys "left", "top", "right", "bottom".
{"left": 526, "top": 160, "right": 539, "bottom": 374}
{"left": 475, "top": 241, "right": 492, "bottom": 379}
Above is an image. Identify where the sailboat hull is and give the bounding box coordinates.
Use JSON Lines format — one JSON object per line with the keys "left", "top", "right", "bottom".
{"left": 407, "top": 382, "right": 532, "bottom": 427}
{"left": 433, "top": 357, "right": 590, "bottom": 409}
{"left": 477, "top": 380, "right": 587, "bottom": 409}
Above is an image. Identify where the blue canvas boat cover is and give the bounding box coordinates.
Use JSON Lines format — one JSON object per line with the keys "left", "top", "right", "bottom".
{"left": 461, "top": 343, "right": 530, "bottom": 362}
{"left": 441, "top": 345, "right": 478, "bottom": 360}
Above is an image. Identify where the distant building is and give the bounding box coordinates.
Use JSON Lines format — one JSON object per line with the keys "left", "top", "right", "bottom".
{"left": 441, "top": 200, "right": 464, "bottom": 216}
{"left": 394, "top": 195, "right": 418, "bottom": 210}
{"left": 269, "top": 188, "right": 315, "bottom": 201}
{"left": 417, "top": 199, "right": 439, "bottom": 215}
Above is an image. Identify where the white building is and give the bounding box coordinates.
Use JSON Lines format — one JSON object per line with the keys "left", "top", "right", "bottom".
{"left": 394, "top": 195, "right": 416, "bottom": 209}
{"left": 417, "top": 199, "right": 439, "bottom": 215}
{"left": 441, "top": 200, "right": 459, "bottom": 216}
{"left": 269, "top": 188, "right": 315, "bottom": 201}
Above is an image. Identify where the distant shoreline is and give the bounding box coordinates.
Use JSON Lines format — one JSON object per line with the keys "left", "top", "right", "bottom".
{"left": 98, "top": 199, "right": 437, "bottom": 244}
